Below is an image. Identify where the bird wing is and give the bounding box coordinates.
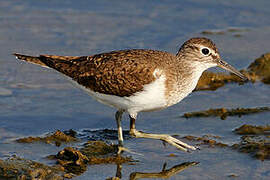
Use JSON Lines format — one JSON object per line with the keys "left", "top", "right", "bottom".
{"left": 14, "top": 50, "right": 164, "bottom": 97}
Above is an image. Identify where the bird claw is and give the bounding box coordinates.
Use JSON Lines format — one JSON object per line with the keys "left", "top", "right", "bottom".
{"left": 164, "top": 135, "right": 197, "bottom": 152}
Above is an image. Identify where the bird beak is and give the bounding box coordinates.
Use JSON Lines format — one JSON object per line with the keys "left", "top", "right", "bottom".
{"left": 217, "top": 59, "right": 248, "bottom": 82}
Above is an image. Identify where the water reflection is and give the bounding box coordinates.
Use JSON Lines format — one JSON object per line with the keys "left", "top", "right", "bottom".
{"left": 107, "top": 161, "right": 199, "bottom": 180}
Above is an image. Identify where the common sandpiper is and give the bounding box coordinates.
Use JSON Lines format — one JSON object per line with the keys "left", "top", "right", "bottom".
{"left": 14, "top": 37, "right": 248, "bottom": 152}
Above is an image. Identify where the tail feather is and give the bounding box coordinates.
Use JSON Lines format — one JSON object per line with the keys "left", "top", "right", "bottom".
{"left": 13, "top": 53, "right": 48, "bottom": 67}
{"left": 13, "top": 53, "right": 88, "bottom": 79}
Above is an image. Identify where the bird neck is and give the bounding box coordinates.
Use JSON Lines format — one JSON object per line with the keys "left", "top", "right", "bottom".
{"left": 176, "top": 57, "right": 209, "bottom": 93}
{"left": 164, "top": 57, "right": 209, "bottom": 107}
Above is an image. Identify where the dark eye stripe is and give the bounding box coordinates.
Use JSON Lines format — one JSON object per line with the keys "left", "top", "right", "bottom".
{"left": 211, "top": 54, "right": 217, "bottom": 59}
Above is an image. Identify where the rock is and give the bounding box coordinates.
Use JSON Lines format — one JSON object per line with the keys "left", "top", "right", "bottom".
{"left": 0, "top": 156, "right": 64, "bottom": 180}
{"left": 56, "top": 147, "right": 89, "bottom": 175}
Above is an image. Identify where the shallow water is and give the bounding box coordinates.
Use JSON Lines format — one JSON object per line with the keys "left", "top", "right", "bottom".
{"left": 1, "top": 0, "right": 270, "bottom": 179}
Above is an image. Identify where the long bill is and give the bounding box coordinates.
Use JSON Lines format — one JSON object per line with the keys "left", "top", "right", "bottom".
{"left": 217, "top": 59, "right": 248, "bottom": 82}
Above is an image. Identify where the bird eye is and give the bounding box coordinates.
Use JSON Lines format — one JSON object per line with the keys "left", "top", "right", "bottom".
{"left": 201, "top": 48, "right": 210, "bottom": 56}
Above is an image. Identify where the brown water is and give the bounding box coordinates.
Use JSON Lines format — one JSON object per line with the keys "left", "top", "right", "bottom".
{"left": 1, "top": 0, "right": 270, "bottom": 179}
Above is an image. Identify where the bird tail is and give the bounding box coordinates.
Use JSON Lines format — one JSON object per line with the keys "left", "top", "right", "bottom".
{"left": 13, "top": 53, "right": 48, "bottom": 67}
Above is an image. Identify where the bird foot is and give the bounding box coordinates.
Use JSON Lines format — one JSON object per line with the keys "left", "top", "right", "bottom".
{"left": 130, "top": 129, "right": 197, "bottom": 152}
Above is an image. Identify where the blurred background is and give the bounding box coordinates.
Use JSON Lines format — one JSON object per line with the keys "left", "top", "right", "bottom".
{"left": 0, "top": 0, "right": 270, "bottom": 179}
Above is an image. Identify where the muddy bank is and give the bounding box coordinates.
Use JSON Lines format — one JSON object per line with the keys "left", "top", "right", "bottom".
{"left": 232, "top": 135, "right": 270, "bottom": 161}
{"left": 16, "top": 129, "right": 78, "bottom": 146}
{"left": 0, "top": 156, "right": 65, "bottom": 180}
{"left": 1, "top": 123, "right": 270, "bottom": 180}
{"left": 178, "top": 126, "right": 270, "bottom": 161}
{"left": 182, "top": 107, "right": 270, "bottom": 120}
{"left": 234, "top": 124, "right": 270, "bottom": 135}
{"left": 247, "top": 53, "right": 270, "bottom": 84}
{"left": 232, "top": 124, "right": 270, "bottom": 161}
{"left": 50, "top": 141, "right": 132, "bottom": 175}
{"left": 182, "top": 108, "right": 270, "bottom": 160}
{"left": 80, "top": 141, "right": 132, "bottom": 164}
{"left": 196, "top": 53, "right": 270, "bottom": 91}
{"left": 181, "top": 125, "right": 270, "bottom": 161}
{"left": 1, "top": 130, "right": 133, "bottom": 179}
{"left": 182, "top": 135, "right": 228, "bottom": 148}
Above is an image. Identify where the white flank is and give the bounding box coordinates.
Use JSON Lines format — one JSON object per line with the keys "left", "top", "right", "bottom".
{"left": 68, "top": 68, "right": 167, "bottom": 115}
{"left": 126, "top": 69, "right": 167, "bottom": 114}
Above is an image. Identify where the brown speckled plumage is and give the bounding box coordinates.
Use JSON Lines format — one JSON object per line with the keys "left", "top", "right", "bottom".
{"left": 178, "top": 37, "right": 218, "bottom": 54}
{"left": 13, "top": 38, "right": 221, "bottom": 98}
{"left": 14, "top": 49, "right": 179, "bottom": 97}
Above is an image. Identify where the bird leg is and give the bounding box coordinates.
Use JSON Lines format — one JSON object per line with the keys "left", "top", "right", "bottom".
{"left": 116, "top": 110, "right": 130, "bottom": 154}
{"left": 115, "top": 110, "right": 124, "bottom": 147}
{"left": 129, "top": 115, "right": 197, "bottom": 152}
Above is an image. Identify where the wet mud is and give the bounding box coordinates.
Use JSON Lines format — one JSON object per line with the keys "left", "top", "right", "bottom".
{"left": 61, "top": 140, "right": 132, "bottom": 175}
{"left": 16, "top": 129, "right": 78, "bottom": 146}
{"left": 54, "top": 147, "right": 89, "bottom": 175}
{"left": 247, "top": 53, "right": 270, "bottom": 84}
{"left": 80, "top": 141, "right": 132, "bottom": 165}
{"left": 234, "top": 124, "right": 270, "bottom": 135}
{"left": 2, "top": 125, "right": 270, "bottom": 179}
{"left": 182, "top": 107, "right": 270, "bottom": 120}
{"left": 182, "top": 135, "right": 228, "bottom": 148}
{"left": 49, "top": 141, "right": 132, "bottom": 175}
{"left": 181, "top": 125, "right": 270, "bottom": 161}
{"left": 1, "top": 130, "right": 132, "bottom": 179}
{"left": 232, "top": 124, "right": 270, "bottom": 161}
{"left": 0, "top": 156, "right": 65, "bottom": 180}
